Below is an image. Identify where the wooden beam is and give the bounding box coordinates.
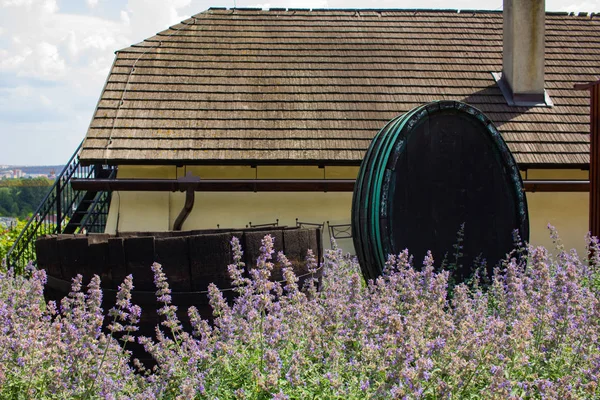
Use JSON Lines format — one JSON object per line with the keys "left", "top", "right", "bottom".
{"left": 575, "top": 80, "right": 600, "bottom": 238}
{"left": 72, "top": 178, "right": 590, "bottom": 193}
{"left": 71, "top": 178, "right": 357, "bottom": 192}
{"left": 523, "top": 180, "right": 589, "bottom": 192}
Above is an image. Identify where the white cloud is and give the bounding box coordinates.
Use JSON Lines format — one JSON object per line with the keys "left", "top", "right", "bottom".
{"left": 62, "top": 30, "right": 78, "bottom": 59}
{"left": 42, "top": 0, "right": 57, "bottom": 13}
{"left": 291, "top": 0, "right": 328, "bottom": 8}
{"left": 1, "top": 0, "right": 34, "bottom": 7}
{"left": 2, "top": 85, "right": 33, "bottom": 100}
{"left": 0, "top": 11, "right": 130, "bottom": 80}
{"left": 87, "top": 0, "right": 99, "bottom": 8}
{"left": 120, "top": 10, "right": 130, "bottom": 25}
{"left": 39, "top": 94, "right": 52, "bottom": 106}
{"left": 553, "top": 1, "right": 600, "bottom": 12}
{"left": 0, "top": 0, "right": 133, "bottom": 164}
{"left": 253, "top": 2, "right": 271, "bottom": 9}
{"left": 0, "top": 48, "right": 30, "bottom": 70}
{"left": 82, "top": 34, "right": 118, "bottom": 51}
{"left": 3, "top": 0, "right": 60, "bottom": 12}
{"left": 125, "top": 0, "right": 193, "bottom": 43}
{"left": 1, "top": 42, "right": 66, "bottom": 80}
{"left": 0, "top": 85, "right": 60, "bottom": 122}
{"left": 34, "top": 42, "right": 66, "bottom": 78}
{"left": 0, "top": 119, "right": 85, "bottom": 164}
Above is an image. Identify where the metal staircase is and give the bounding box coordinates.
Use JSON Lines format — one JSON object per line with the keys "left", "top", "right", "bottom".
{"left": 4, "top": 141, "right": 116, "bottom": 270}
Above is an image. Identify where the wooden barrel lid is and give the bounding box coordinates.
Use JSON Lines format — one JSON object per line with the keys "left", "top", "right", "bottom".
{"left": 352, "top": 101, "right": 529, "bottom": 281}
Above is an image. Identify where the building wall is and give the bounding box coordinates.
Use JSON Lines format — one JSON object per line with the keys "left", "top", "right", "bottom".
{"left": 104, "top": 166, "right": 175, "bottom": 233}
{"left": 105, "top": 166, "right": 590, "bottom": 260}
{"left": 104, "top": 165, "right": 359, "bottom": 252}
{"left": 524, "top": 168, "right": 589, "bottom": 258}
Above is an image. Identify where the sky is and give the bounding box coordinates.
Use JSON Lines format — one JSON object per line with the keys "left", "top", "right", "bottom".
{"left": 1, "top": 0, "right": 599, "bottom": 166}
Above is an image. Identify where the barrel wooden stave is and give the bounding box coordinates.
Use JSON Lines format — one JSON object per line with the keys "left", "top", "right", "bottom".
{"left": 36, "top": 227, "right": 323, "bottom": 320}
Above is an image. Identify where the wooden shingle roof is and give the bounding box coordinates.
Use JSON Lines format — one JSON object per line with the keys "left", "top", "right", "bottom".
{"left": 80, "top": 8, "right": 600, "bottom": 168}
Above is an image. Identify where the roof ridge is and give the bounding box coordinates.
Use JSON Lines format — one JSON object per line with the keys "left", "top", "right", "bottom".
{"left": 211, "top": 7, "right": 496, "bottom": 13}
{"left": 202, "top": 7, "right": 600, "bottom": 16}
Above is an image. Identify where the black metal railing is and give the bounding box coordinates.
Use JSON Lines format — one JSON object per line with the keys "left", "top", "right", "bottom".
{"left": 327, "top": 221, "right": 352, "bottom": 247}
{"left": 5, "top": 142, "right": 116, "bottom": 270}
{"left": 296, "top": 218, "right": 324, "bottom": 231}
{"left": 76, "top": 189, "right": 113, "bottom": 234}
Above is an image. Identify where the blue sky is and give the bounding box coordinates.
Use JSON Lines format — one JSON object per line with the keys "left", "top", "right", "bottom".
{"left": 1, "top": 0, "right": 598, "bottom": 165}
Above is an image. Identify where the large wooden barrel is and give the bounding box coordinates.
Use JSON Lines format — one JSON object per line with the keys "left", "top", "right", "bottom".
{"left": 35, "top": 227, "right": 322, "bottom": 347}
{"left": 352, "top": 101, "right": 529, "bottom": 281}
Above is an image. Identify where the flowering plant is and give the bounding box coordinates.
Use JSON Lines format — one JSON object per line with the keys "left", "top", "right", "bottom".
{"left": 0, "top": 230, "right": 599, "bottom": 398}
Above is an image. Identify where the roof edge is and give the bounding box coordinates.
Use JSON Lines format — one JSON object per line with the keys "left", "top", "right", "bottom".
{"left": 204, "top": 7, "right": 599, "bottom": 15}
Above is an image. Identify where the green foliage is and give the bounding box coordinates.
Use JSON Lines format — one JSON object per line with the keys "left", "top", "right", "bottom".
{"left": 0, "top": 219, "right": 30, "bottom": 267}
{"left": 0, "top": 179, "right": 52, "bottom": 219}
{"left": 0, "top": 177, "right": 53, "bottom": 187}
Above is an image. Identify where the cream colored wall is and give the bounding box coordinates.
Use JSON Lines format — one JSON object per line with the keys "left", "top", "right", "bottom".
{"left": 526, "top": 192, "right": 588, "bottom": 257}
{"left": 524, "top": 169, "right": 588, "bottom": 180}
{"left": 524, "top": 169, "right": 590, "bottom": 258}
{"left": 170, "top": 191, "right": 355, "bottom": 252}
{"left": 104, "top": 165, "right": 359, "bottom": 252}
{"left": 173, "top": 165, "right": 358, "bottom": 253}
{"left": 104, "top": 166, "right": 176, "bottom": 233}
{"left": 105, "top": 166, "right": 590, "bottom": 259}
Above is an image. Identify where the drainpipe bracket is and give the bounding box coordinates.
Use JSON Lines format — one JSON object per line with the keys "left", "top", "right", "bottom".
{"left": 177, "top": 172, "right": 201, "bottom": 192}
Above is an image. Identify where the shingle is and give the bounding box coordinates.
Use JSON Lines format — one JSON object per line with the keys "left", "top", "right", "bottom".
{"left": 79, "top": 9, "right": 600, "bottom": 167}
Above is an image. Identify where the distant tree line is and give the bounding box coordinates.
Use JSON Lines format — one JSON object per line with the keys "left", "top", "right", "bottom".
{"left": 0, "top": 177, "right": 53, "bottom": 187}
{"left": 0, "top": 178, "right": 53, "bottom": 219}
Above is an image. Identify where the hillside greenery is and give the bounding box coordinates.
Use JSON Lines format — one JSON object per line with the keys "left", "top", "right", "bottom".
{"left": 0, "top": 178, "right": 53, "bottom": 218}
